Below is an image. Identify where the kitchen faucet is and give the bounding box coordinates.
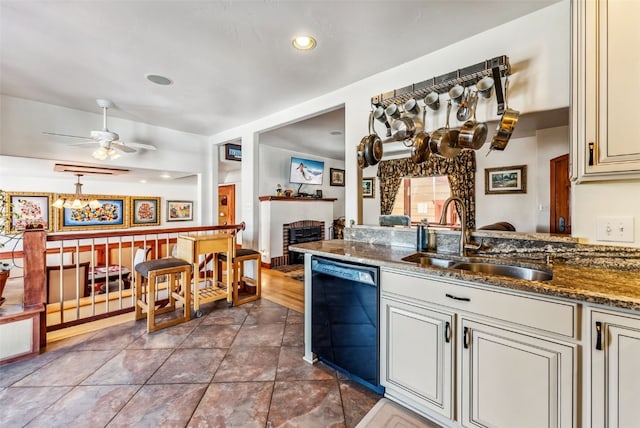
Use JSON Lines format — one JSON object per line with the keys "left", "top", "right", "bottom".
{"left": 439, "top": 197, "right": 481, "bottom": 257}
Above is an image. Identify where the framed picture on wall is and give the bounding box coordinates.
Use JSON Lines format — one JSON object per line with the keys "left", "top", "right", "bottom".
{"left": 485, "top": 165, "right": 527, "bottom": 194}
{"left": 330, "top": 168, "right": 345, "bottom": 186}
{"left": 6, "top": 192, "right": 54, "bottom": 233}
{"left": 167, "top": 200, "right": 193, "bottom": 221}
{"left": 362, "top": 177, "right": 375, "bottom": 198}
{"left": 130, "top": 196, "right": 161, "bottom": 226}
{"left": 57, "top": 195, "right": 129, "bottom": 231}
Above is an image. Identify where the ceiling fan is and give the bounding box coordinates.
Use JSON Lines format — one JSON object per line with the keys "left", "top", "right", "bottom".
{"left": 44, "top": 99, "right": 157, "bottom": 160}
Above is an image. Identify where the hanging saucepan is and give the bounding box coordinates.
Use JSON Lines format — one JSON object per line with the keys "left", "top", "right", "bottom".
{"left": 429, "top": 100, "right": 461, "bottom": 159}
{"left": 489, "top": 75, "right": 519, "bottom": 153}
{"left": 411, "top": 109, "right": 430, "bottom": 164}
{"left": 390, "top": 115, "right": 416, "bottom": 141}
{"left": 363, "top": 111, "right": 383, "bottom": 166}
{"left": 458, "top": 91, "right": 488, "bottom": 150}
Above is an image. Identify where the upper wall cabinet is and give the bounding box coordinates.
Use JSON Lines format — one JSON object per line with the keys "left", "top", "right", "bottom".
{"left": 571, "top": 0, "right": 640, "bottom": 182}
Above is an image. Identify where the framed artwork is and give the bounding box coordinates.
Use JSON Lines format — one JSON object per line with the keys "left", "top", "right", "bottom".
{"left": 362, "top": 177, "right": 375, "bottom": 198}
{"left": 225, "top": 143, "right": 242, "bottom": 161}
{"left": 485, "top": 165, "right": 527, "bottom": 194}
{"left": 6, "top": 192, "right": 54, "bottom": 233}
{"left": 167, "top": 200, "right": 193, "bottom": 221}
{"left": 57, "top": 195, "right": 129, "bottom": 231}
{"left": 330, "top": 168, "right": 345, "bottom": 186}
{"left": 130, "top": 196, "right": 161, "bottom": 226}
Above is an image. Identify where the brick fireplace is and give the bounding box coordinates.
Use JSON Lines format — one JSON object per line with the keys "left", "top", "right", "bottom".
{"left": 271, "top": 220, "right": 325, "bottom": 267}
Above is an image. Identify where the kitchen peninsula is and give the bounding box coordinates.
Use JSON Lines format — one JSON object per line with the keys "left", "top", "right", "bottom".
{"left": 292, "top": 226, "right": 640, "bottom": 428}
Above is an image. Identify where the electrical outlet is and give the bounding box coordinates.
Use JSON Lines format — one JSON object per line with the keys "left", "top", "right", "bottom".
{"left": 596, "top": 216, "right": 634, "bottom": 242}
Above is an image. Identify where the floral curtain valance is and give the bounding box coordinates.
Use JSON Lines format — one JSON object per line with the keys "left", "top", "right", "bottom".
{"left": 376, "top": 151, "right": 476, "bottom": 230}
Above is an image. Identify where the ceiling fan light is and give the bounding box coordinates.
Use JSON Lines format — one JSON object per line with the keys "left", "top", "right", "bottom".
{"left": 107, "top": 148, "right": 120, "bottom": 159}
{"left": 92, "top": 147, "right": 108, "bottom": 160}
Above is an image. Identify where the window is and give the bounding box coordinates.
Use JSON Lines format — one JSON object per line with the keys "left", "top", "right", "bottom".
{"left": 391, "top": 175, "right": 458, "bottom": 225}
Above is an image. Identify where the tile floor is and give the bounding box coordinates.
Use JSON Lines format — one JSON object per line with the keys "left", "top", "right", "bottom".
{"left": 0, "top": 298, "right": 382, "bottom": 427}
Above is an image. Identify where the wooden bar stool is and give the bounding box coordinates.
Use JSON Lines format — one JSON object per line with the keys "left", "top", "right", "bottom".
{"left": 134, "top": 257, "right": 192, "bottom": 333}
{"left": 216, "top": 248, "right": 262, "bottom": 306}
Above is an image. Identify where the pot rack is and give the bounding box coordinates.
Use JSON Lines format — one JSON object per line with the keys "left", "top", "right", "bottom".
{"left": 371, "top": 55, "right": 511, "bottom": 116}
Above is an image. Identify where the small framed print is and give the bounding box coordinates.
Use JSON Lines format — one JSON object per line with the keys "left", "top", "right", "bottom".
{"left": 6, "top": 192, "right": 54, "bottom": 233}
{"left": 485, "top": 165, "right": 527, "bottom": 194}
{"left": 330, "top": 168, "right": 345, "bottom": 186}
{"left": 167, "top": 200, "right": 193, "bottom": 222}
{"left": 362, "top": 177, "right": 375, "bottom": 198}
{"left": 225, "top": 143, "right": 242, "bottom": 161}
{"left": 130, "top": 197, "right": 161, "bottom": 226}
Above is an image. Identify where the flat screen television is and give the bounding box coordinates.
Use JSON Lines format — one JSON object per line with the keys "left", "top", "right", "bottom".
{"left": 289, "top": 156, "right": 324, "bottom": 185}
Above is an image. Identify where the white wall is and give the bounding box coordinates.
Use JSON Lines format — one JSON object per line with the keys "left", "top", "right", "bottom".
{"left": 210, "top": 1, "right": 572, "bottom": 246}
{"left": 259, "top": 145, "right": 346, "bottom": 219}
{"left": 0, "top": 158, "right": 199, "bottom": 229}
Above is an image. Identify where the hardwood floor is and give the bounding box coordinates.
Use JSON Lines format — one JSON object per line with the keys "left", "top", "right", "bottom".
{"left": 260, "top": 267, "right": 304, "bottom": 313}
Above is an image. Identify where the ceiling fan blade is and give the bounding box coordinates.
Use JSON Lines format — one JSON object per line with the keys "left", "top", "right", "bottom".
{"left": 43, "top": 131, "right": 91, "bottom": 139}
{"left": 110, "top": 141, "right": 137, "bottom": 153}
{"left": 127, "top": 142, "right": 157, "bottom": 151}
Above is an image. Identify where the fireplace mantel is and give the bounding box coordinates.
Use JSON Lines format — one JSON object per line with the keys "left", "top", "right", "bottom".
{"left": 258, "top": 196, "right": 337, "bottom": 202}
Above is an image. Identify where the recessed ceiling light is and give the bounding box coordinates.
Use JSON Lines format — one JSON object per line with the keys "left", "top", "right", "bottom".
{"left": 330, "top": 130, "right": 343, "bottom": 136}
{"left": 292, "top": 35, "right": 317, "bottom": 51}
{"left": 146, "top": 74, "right": 173, "bottom": 86}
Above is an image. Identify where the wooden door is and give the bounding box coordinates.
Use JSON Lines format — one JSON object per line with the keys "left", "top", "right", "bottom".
{"left": 218, "top": 184, "right": 235, "bottom": 226}
{"left": 550, "top": 154, "right": 571, "bottom": 234}
{"left": 381, "top": 297, "right": 454, "bottom": 419}
{"left": 460, "top": 318, "right": 575, "bottom": 428}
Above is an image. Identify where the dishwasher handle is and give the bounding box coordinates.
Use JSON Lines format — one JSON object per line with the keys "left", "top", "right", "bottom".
{"left": 311, "top": 256, "right": 378, "bottom": 286}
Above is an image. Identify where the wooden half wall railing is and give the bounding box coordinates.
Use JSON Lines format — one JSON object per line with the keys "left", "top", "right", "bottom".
{"left": 17, "top": 223, "right": 245, "bottom": 344}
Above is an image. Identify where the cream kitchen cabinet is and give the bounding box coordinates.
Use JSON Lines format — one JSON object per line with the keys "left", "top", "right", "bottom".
{"left": 571, "top": 0, "right": 640, "bottom": 181}
{"left": 460, "top": 318, "right": 575, "bottom": 428}
{"left": 381, "top": 268, "right": 578, "bottom": 428}
{"left": 380, "top": 296, "right": 454, "bottom": 420}
{"left": 589, "top": 308, "right": 640, "bottom": 428}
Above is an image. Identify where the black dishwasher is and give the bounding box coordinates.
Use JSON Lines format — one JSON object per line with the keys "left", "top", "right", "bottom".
{"left": 311, "top": 255, "right": 383, "bottom": 394}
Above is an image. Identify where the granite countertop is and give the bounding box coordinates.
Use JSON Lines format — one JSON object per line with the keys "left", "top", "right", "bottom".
{"left": 291, "top": 239, "right": 640, "bottom": 312}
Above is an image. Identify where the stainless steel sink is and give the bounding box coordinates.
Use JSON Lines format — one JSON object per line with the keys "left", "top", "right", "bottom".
{"left": 402, "top": 252, "right": 553, "bottom": 281}
{"left": 451, "top": 262, "right": 553, "bottom": 281}
{"left": 401, "top": 253, "right": 457, "bottom": 268}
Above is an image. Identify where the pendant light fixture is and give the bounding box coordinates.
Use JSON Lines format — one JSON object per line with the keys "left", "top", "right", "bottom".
{"left": 52, "top": 174, "right": 102, "bottom": 209}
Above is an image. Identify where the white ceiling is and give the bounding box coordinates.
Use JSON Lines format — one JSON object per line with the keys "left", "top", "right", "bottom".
{"left": 1, "top": 1, "right": 560, "bottom": 137}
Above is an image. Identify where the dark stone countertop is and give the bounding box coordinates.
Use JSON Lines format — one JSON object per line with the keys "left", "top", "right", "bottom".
{"left": 291, "top": 239, "right": 640, "bottom": 312}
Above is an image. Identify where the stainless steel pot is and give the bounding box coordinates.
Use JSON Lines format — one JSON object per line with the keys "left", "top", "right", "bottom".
{"left": 411, "top": 131, "right": 430, "bottom": 164}
{"left": 390, "top": 115, "right": 416, "bottom": 141}
{"left": 489, "top": 76, "right": 519, "bottom": 153}
{"left": 362, "top": 111, "right": 383, "bottom": 166}
{"left": 458, "top": 92, "right": 488, "bottom": 150}
{"left": 429, "top": 100, "right": 461, "bottom": 158}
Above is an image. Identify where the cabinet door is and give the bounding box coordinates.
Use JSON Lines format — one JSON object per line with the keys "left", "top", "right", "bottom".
{"left": 572, "top": 0, "right": 640, "bottom": 181}
{"left": 590, "top": 310, "right": 640, "bottom": 428}
{"left": 380, "top": 296, "right": 454, "bottom": 419}
{"left": 460, "top": 319, "right": 575, "bottom": 428}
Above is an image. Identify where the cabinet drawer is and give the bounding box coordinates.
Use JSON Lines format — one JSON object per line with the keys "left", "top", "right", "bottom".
{"left": 381, "top": 269, "right": 577, "bottom": 338}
